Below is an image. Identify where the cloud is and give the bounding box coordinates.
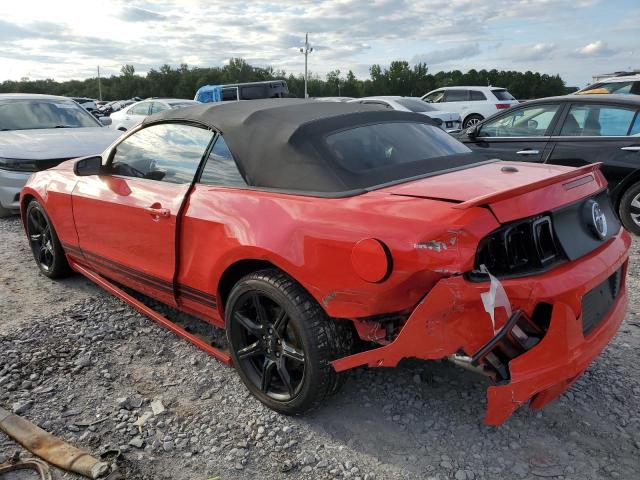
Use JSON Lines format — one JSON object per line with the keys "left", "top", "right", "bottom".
{"left": 0, "top": 0, "right": 634, "bottom": 86}
{"left": 576, "top": 40, "right": 614, "bottom": 57}
{"left": 501, "top": 43, "right": 557, "bottom": 63}
{"left": 411, "top": 44, "right": 481, "bottom": 66}
{"left": 117, "top": 6, "right": 166, "bottom": 22}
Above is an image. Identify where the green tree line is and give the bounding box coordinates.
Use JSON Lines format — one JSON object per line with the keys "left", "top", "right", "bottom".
{"left": 0, "top": 58, "right": 568, "bottom": 101}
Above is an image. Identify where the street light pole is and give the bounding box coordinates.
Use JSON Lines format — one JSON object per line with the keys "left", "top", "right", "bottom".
{"left": 300, "top": 33, "right": 313, "bottom": 98}
{"left": 97, "top": 66, "right": 102, "bottom": 101}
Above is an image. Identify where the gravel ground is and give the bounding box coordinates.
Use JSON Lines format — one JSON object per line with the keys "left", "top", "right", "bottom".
{"left": 1, "top": 215, "right": 639, "bottom": 480}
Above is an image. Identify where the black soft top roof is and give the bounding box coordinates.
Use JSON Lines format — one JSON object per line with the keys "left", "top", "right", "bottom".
{"left": 144, "top": 99, "right": 483, "bottom": 196}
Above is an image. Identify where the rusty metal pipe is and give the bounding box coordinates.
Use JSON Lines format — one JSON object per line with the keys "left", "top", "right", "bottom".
{"left": 0, "top": 407, "right": 110, "bottom": 479}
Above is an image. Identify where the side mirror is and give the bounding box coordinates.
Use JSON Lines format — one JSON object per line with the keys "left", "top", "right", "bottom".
{"left": 74, "top": 156, "right": 103, "bottom": 176}
{"left": 99, "top": 116, "right": 112, "bottom": 126}
{"left": 466, "top": 125, "right": 479, "bottom": 138}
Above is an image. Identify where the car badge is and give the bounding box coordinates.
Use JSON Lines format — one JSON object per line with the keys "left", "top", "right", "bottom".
{"left": 585, "top": 199, "right": 607, "bottom": 240}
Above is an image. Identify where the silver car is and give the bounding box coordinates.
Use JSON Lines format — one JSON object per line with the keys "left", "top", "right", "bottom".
{"left": 348, "top": 96, "right": 463, "bottom": 133}
{"left": 0, "top": 94, "right": 122, "bottom": 216}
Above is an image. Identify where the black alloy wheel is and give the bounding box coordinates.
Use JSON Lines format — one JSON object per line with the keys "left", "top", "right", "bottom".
{"left": 232, "top": 291, "right": 306, "bottom": 400}
{"left": 25, "top": 201, "right": 70, "bottom": 278}
{"left": 226, "top": 269, "right": 354, "bottom": 414}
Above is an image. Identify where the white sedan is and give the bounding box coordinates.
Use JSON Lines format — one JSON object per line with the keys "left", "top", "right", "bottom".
{"left": 348, "top": 96, "right": 462, "bottom": 132}
{"left": 109, "top": 98, "right": 200, "bottom": 131}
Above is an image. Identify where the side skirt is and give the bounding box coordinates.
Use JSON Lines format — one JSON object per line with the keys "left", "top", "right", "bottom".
{"left": 70, "top": 260, "right": 233, "bottom": 366}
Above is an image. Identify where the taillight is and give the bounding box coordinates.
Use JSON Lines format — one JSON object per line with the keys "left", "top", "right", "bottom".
{"left": 495, "top": 103, "right": 511, "bottom": 109}
{"left": 469, "top": 215, "right": 563, "bottom": 280}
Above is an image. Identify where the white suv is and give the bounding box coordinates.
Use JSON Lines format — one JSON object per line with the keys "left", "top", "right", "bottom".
{"left": 421, "top": 86, "right": 519, "bottom": 129}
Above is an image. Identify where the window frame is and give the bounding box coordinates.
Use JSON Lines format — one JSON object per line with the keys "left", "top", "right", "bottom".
{"left": 443, "top": 89, "right": 470, "bottom": 102}
{"left": 470, "top": 90, "right": 487, "bottom": 101}
{"left": 102, "top": 120, "right": 217, "bottom": 185}
{"left": 128, "top": 101, "right": 152, "bottom": 116}
{"left": 550, "top": 101, "right": 640, "bottom": 138}
{"left": 195, "top": 133, "right": 248, "bottom": 188}
{"left": 422, "top": 90, "right": 445, "bottom": 103}
{"left": 477, "top": 102, "right": 564, "bottom": 139}
{"left": 149, "top": 101, "right": 170, "bottom": 115}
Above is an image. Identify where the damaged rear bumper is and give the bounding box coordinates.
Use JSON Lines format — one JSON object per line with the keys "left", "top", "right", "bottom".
{"left": 332, "top": 229, "right": 630, "bottom": 425}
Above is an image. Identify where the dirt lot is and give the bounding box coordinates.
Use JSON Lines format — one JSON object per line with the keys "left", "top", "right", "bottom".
{"left": 1, "top": 215, "right": 639, "bottom": 480}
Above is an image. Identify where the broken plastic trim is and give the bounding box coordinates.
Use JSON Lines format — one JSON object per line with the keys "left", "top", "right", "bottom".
{"left": 470, "top": 310, "right": 547, "bottom": 383}
{"left": 479, "top": 264, "right": 512, "bottom": 334}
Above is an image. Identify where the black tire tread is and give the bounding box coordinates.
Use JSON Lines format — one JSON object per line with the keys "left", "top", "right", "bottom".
{"left": 25, "top": 201, "right": 71, "bottom": 279}
{"left": 619, "top": 182, "right": 640, "bottom": 236}
{"left": 227, "top": 268, "right": 353, "bottom": 414}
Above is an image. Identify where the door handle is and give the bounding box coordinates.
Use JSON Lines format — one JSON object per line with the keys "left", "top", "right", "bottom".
{"left": 621, "top": 146, "right": 640, "bottom": 152}
{"left": 145, "top": 206, "right": 170, "bottom": 218}
{"left": 516, "top": 149, "right": 540, "bottom": 155}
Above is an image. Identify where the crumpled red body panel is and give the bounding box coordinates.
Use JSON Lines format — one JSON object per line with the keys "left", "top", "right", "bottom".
{"left": 332, "top": 230, "right": 630, "bottom": 425}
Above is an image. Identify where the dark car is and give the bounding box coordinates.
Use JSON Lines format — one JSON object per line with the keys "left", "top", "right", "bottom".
{"left": 456, "top": 94, "right": 640, "bottom": 234}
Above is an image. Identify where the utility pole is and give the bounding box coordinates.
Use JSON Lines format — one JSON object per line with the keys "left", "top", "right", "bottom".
{"left": 97, "top": 66, "right": 102, "bottom": 101}
{"left": 300, "top": 33, "right": 313, "bottom": 98}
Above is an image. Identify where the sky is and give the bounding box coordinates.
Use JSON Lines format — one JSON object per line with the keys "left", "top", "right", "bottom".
{"left": 0, "top": 0, "right": 638, "bottom": 88}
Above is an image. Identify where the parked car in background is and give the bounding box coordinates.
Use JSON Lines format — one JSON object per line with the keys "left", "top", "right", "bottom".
{"left": 348, "top": 96, "right": 462, "bottom": 132}
{"left": 106, "top": 99, "right": 140, "bottom": 115}
{"left": 109, "top": 98, "right": 199, "bottom": 131}
{"left": 194, "top": 80, "right": 289, "bottom": 103}
{"left": 422, "top": 86, "right": 519, "bottom": 129}
{"left": 577, "top": 74, "right": 640, "bottom": 96}
{"left": 0, "top": 94, "right": 121, "bottom": 216}
{"left": 21, "top": 99, "right": 630, "bottom": 425}
{"left": 71, "top": 97, "right": 98, "bottom": 112}
{"left": 455, "top": 94, "right": 640, "bottom": 234}
{"left": 314, "top": 97, "right": 354, "bottom": 102}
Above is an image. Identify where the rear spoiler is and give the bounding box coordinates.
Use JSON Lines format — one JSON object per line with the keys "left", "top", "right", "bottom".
{"left": 452, "top": 163, "right": 602, "bottom": 210}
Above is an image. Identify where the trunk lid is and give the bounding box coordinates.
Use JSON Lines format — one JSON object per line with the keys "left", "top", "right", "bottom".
{"left": 379, "top": 161, "right": 606, "bottom": 223}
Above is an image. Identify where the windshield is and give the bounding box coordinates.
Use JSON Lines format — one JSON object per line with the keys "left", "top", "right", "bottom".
{"left": 0, "top": 99, "right": 100, "bottom": 131}
{"left": 325, "top": 122, "right": 471, "bottom": 173}
{"left": 492, "top": 89, "right": 516, "bottom": 101}
{"left": 395, "top": 98, "right": 437, "bottom": 112}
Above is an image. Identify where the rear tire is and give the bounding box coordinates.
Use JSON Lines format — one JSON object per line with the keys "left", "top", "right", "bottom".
{"left": 25, "top": 201, "right": 71, "bottom": 278}
{"left": 226, "top": 269, "right": 353, "bottom": 414}
{"left": 618, "top": 182, "right": 640, "bottom": 235}
{"left": 463, "top": 114, "right": 484, "bottom": 129}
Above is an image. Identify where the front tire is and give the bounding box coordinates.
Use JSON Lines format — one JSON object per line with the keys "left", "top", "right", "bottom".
{"left": 463, "top": 114, "right": 484, "bottom": 129}
{"left": 226, "top": 269, "right": 352, "bottom": 414}
{"left": 619, "top": 182, "right": 640, "bottom": 235}
{"left": 25, "top": 201, "right": 71, "bottom": 278}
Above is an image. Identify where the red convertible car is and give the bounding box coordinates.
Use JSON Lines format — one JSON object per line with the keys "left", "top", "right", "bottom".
{"left": 21, "top": 99, "right": 630, "bottom": 425}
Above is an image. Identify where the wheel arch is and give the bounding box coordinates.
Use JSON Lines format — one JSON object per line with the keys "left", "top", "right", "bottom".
{"left": 610, "top": 169, "right": 640, "bottom": 210}
{"left": 462, "top": 112, "right": 484, "bottom": 124}
{"left": 215, "top": 258, "right": 326, "bottom": 318}
{"left": 19, "top": 190, "right": 43, "bottom": 229}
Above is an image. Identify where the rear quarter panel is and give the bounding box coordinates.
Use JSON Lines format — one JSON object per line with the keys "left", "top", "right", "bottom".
{"left": 177, "top": 185, "right": 501, "bottom": 323}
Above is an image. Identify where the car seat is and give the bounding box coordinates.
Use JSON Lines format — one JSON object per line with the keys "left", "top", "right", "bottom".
{"left": 562, "top": 113, "right": 582, "bottom": 136}
{"left": 582, "top": 109, "right": 601, "bottom": 136}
